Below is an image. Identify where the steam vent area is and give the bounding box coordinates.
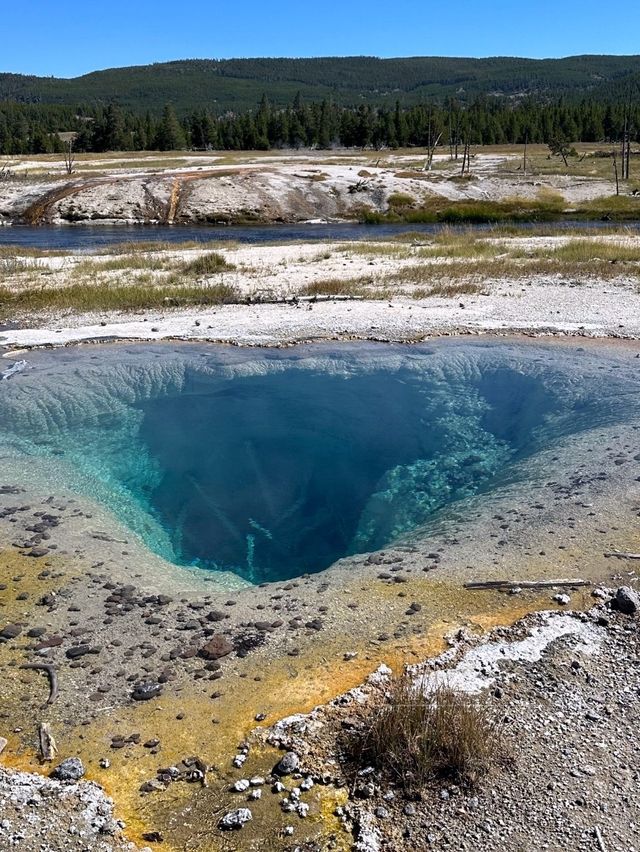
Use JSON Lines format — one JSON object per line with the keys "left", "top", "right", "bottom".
{"left": 2, "top": 337, "right": 640, "bottom": 850}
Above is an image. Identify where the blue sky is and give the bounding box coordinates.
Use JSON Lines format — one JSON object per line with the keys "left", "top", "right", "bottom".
{"left": 5, "top": 0, "right": 640, "bottom": 77}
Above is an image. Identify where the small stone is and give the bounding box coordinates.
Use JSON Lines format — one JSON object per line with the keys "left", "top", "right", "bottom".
{"left": 0, "top": 624, "right": 21, "bottom": 640}
{"left": 273, "top": 751, "right": 300, "bottom": 776}
{"left": 553, "top": 593, "right": 571, "bottom": 606}
{"left": 233, "top": 779, "right": 250, "bottom": 792}
{"left": 199, "top": 635, "right": 234, "bottom": 661}
{"left": 132, "top": 682, "right": 163, "bottom": 701}
{"left": 218, "top": 808, "right": 252, "bottom": 830}
{"left": 0, "top": 737, "right": 7, "bottom": 756}
{"left": 51, "top": 757, "right": 85, "bottom": 782}
{"left": 66, "top": 645, "right": 91, "bottom": 659}
{"left": 142, "top": 831, "right": 164, "bottom": 843}
{"left": 614, "top": 586, "right": 640, "bottom": 615}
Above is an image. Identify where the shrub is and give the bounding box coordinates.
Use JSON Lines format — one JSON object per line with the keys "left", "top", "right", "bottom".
{"left": 388, "top": 192, "right": 416, "bottom": 209}
{"left": 352, "top": 675, "right": 504, "bottom": 790}
{"left": 182, "top": 252, "right": 235, "bottom": 276}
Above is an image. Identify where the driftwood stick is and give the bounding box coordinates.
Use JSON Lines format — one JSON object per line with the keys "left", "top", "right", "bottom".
{"left": 604, "top": 551, "right": 640, "bottom": 560}
{"left": 20, "top": 663, "right": 58, "bottom": 705}
{"left": 464, "top": 579, "right": 590, "bottom": 591}
{"left": 38, "top": 722, "right": 58, "bottom": 761}
{"left": 595, "top": 825, "right": 607, "bottom": 852}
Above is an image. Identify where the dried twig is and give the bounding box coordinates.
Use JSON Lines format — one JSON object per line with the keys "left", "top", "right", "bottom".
{"left": 604, "top": 551, "right": 640, "bottom": 560}
{"left": 20, "top": 663, "right": 58, "bottom": 704}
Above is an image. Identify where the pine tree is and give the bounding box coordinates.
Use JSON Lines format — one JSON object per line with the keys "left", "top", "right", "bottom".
{"left": 155, "top": 104, "right": 186, "bottom": 151}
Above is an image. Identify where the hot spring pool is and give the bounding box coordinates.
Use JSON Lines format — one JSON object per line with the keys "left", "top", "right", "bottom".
{"left": 1, "top": 341, "right": 639, "bottom": 583}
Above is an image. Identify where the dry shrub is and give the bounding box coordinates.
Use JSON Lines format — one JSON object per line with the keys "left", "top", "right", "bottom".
{"left": 353, "top": 675, "right": 504, "bottom": 790}
{"left": 182, "top": 252, "right": 235, "bottom": 276}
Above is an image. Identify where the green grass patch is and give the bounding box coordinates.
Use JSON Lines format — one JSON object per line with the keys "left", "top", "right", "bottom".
{"left": 180, "top": 252, "right": 236, "bottom": 276}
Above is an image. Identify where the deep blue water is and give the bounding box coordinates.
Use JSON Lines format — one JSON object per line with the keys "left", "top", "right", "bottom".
{"left": 2, "top": 220, "right": 640, "bottom": 251}
{"left": 1, "top": 341, "right": 639, "bottom": 583}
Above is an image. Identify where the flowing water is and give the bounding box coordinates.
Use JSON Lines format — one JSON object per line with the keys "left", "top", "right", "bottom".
{"left": 1, "top": 340, "right": 639, "bottom": 583}
{"left": 2, "top": 221, "right": 640, "bottom": 251}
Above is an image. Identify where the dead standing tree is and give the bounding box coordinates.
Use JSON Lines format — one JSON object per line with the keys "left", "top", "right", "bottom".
{"left": 621, "top": 110, "right": 631, "bottom": 181}
{"left": 62, "top": 139, "right": 76, "bottom": 175}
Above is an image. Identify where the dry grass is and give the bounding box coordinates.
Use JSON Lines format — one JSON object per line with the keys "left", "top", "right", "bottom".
{"left": 351, "top": 676, "right": 505, "bottom": 790}
{"left": 301, "top": 275, "right": 377, "bottom": 298}
{"left": 88, "top": 239, "right": 239, "bottom": 255}
{"left": 0, "top": 280, "right": 240, "bottom": 317}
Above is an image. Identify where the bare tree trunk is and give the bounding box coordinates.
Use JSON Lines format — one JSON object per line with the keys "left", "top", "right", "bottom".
{"left": 613, "top": 150, "right": 620, "bottom": 195}
{"left": 523, "top": 133, "right": 528, "bottom": 176}
{"left": 424, "top": 132, "right": 442, "bottom": 171}
{"left": 62, "top": 139, "right": 76, "bottom": 176}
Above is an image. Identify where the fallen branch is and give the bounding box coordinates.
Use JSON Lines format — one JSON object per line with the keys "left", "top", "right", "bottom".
{"left": 604, "top": 551, "right": 640, "bottom": 560}
{"left": 20, "top": 663, "right": 58, "bottom": 704}
{"left": 595, "top": 825, "right": 607, "bottom": 852}
{"left": 464, "top": 579, "right": 590, "bottom": 591}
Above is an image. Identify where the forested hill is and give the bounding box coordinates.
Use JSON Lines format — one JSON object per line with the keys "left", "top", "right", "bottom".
{"left": 2, "top": 55, "right": 640, "bottom": 114}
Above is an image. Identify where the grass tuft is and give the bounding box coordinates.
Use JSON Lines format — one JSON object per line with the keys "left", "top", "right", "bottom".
{"left": 351, "top": 675, "right": 505, "bottom": 790}
{"left": 181, "top": 252, "right": 236, "bottom": 276}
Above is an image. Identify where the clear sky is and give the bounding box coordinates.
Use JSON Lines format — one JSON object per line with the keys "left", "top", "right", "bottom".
{"left": 5, "top": 0, "right": 640, "bottom": 78}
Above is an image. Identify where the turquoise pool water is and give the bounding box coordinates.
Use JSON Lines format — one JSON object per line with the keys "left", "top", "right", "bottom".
{"left": 1, "top": 341, "right": 638, "bottom": 583}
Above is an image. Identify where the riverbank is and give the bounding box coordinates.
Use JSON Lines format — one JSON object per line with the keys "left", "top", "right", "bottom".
{"left": 2, "top": 230, "right": 640, "bottom": 347}
{"left": 1, "top": 146, "right": 637, "bottom": 227}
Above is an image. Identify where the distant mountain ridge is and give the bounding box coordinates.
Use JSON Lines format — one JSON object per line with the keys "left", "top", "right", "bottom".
{"left": 2, "top": 55, "right": 640, "bottom": 114}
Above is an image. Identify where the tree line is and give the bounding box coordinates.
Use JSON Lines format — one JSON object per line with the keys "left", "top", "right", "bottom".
{"left": 0, "top": 95, "right": 638, "bottom": 156}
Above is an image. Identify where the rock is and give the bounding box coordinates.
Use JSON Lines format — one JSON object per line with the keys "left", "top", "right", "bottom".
{"left": 140, "top": 779, "right": 165, "bottom": 794}
{"left": 273, "top": 751, "right": 300, "bottom": 776}
{"left": 553, "top": 594, "right": 571, "bottom": 605}
{"left": 142, "top": 831, "right": 164, "bottom": 843}
{"left": 132, "top": 682, "right": 163, "bottom": 701}
{"left": 51, "top": 757, "right": 85, "bottom": 782}
{"left": 0, "top": 624, "right": 22, "bottom": 640}
{"left": 198, "top": 635, "right": 234, "bottom": 661}
{"left": 613, "top": 586, "right": 640, "bottom": 615}
{"left": 218, "top": 808, "right": 253, "bottom": 830}
{"left": 0, "top": 737, "right": 7, "bottom": 756}
{"left": 66, "top": 645, "right": 91, "bottom": 659}
{"left": 233, "top": 779, "right": 250, "bottom": 792}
